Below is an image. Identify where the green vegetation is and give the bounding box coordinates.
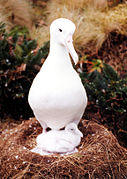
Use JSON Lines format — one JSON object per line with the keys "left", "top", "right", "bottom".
{"left": 0, "top": 23, "right": 49, "bottom": 119}
{"left": 80, "top": 58, "right": 127, "bottom": 147}
{"left": 81, "top": 60, "right": 127, "bottom": 114}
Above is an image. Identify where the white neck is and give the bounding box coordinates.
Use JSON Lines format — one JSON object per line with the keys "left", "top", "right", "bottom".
{"left": 47, "top": 38, "right": 73, "bottom": 68}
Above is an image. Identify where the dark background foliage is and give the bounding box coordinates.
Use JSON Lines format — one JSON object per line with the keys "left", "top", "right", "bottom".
{"left": 0, "top": 23, "right": 49, "bottom": 119}
{"left": 81, "top": 60, "right": 127, "bottom": 147}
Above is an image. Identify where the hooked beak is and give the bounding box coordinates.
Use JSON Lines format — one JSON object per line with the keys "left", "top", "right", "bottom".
{"left": 65, "top": 35, "right": 78, "bottom": 65}
{"left": 76, "top": 129, "right": 83, "bottom": 138}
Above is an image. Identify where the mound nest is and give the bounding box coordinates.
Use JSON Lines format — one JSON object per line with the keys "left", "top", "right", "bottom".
{"left": 0, "top": 118, "right": 127, "bottom": 178}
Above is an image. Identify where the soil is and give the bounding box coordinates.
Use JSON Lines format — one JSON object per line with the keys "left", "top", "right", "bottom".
{"left": 0, "top": 118, "right": 127, "bottom": 178}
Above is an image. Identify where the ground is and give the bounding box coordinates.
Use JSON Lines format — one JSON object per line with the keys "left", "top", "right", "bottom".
{"left": 0, "top": 118, "right": 127, "bottom": 178}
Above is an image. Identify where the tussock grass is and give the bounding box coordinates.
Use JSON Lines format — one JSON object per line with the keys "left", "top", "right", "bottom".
{"left": 0, "top": 5, "right": 10, "bottom": 30}
{"left": 0, "top": 0, "right": 34, "bottom": 29}
{"left": 32, "top": 1, "right": 127, "bottom": 49}
{"left": 48, "top": 0, "right": 108, "bottom": 10}
{"left": 30, "top": 0, "right": 108, "bottom": 46}
{"left": 1, "top": 0, "right": 126, "bottom": 50}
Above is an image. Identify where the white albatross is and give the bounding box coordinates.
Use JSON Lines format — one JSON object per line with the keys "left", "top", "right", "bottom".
{"left": 28, "top": 18, "right": 87, "bottom": 132}
{"left": 31, "top": 123, "right": 83, "bottom": 155}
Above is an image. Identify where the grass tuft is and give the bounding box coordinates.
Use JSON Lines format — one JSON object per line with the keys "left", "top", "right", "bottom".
{"left": 0, "top": 0, "right": 35, "bottom": 29}
{"left": 31, "top": 2, "right": 127, "bottom": 50}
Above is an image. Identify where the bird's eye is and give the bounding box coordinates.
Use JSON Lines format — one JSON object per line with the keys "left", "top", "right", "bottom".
{"left": 59, "top": 28, "right": 62, "bottom": 32}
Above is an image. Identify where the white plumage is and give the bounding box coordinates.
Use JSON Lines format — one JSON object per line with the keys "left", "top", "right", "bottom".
{"left": 28, "top": 18, "right": 87, "bottom": 132}
{"left": 31, "top": 123, "right": 83, "bottom": 155}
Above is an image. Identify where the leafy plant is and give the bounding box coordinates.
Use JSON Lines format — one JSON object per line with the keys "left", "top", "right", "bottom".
{"left": 82, "top": 56, "right": 104, "bottom": 73}
{"left": 80, "top": 60, "right": 127, "bottom": 147}
{"left": 81, "top": 62, "right": 127, "bottom": 113}
{"left": 0, "top": 23, "right": 49, "bottom": 119}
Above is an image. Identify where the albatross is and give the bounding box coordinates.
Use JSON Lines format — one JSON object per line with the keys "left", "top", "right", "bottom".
{"left": 31, "top": 123, "right": 83, "bottom": 155}
{"left": 28, "top": 18, "right": 87, "bottom": 132}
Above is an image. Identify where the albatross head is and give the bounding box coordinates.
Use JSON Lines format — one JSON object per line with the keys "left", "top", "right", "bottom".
{"left": 50, "top": 18, "right": 78, "bottom": 65}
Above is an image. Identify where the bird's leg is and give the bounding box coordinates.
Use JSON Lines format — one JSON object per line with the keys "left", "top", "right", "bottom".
{"left": 40, "top": 121, "right": 48, "bottom": 133}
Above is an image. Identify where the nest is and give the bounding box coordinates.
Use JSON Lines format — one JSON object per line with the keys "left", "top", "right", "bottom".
{"left": 0, "top": 118, "right": 127, "bottom": 178}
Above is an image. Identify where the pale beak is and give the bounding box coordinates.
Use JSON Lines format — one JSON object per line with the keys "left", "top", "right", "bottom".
{"left": 76, "top": 129, "right": 83, "bottom": 138}
{"left": 65, "top": 35, "right": 78, "bottom": 65}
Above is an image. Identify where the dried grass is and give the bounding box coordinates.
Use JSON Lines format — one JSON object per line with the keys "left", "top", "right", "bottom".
{"left": 0, "top": 118, "right": 127, "bottom": 178}
{"left": 0, "top": 0, "right": 35, "bottom": 29}
{"left": 1, "top": 0, "right": 126, "bottom": 50}
{"left": 0, "top": 5, "right": 10, "bottom": 30}
{"left": 48, "top": 0, "right": 108, "bottom": 10}
{"left": 99, "top": 32, "right": 127, "bottom": 74}
{"left": 32, "top": 2, "right": 127, "bottom": 50}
